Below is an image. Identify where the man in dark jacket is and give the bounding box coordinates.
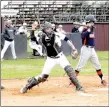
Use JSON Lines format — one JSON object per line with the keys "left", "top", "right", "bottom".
{"left": 1, "top": 19, "right": 17, "bottom": 60}
{"left": 71, "top": 22, "right": 80, "bottom": 33}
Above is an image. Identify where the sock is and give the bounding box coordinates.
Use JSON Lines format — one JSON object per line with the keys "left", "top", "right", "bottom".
{"left": 96, "top": 69, "right": 104, "bottom": 80}
{"left": 75, "top": 70, "right": 79, "bottom": 76}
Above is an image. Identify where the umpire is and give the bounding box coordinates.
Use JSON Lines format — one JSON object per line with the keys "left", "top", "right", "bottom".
{"left": 1, "top": 19, "right": 17, "bottom": 60}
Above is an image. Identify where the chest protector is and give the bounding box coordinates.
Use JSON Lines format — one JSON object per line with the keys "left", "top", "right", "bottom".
{"left": 42, "top": 33, "right": 61, "bottom": 57}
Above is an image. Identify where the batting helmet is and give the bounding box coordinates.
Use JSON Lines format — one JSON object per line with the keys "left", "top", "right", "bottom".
{"left": 85, "top": 15, "right": 96, "bottom": 23}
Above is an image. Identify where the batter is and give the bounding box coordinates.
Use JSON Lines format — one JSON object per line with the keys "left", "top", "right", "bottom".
{"left": 75, "top": 15, "right": 107, "bottom": 86}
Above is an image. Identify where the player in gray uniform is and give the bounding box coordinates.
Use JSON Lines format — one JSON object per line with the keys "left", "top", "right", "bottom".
{"left": 74, "top": 15, "right": 107, "bottom": 86}
{"left": 20, "top": 22, "right": 84, "bottom": 93}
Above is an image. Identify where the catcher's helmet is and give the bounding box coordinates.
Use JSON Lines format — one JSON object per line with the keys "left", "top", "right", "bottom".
{"left": 85, "top": 15, "right": 96, "bottom": 23}
{"left": 43, "top": 21, "right": 52, "bottom": 29}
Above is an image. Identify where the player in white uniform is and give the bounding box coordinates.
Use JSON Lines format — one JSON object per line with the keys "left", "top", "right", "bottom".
{"left": 56, "top": 25, "right": 66, "bottom": 34}
{"left": 18, "top": 22, "right": 28, "bottom": 35}
{"left": 29, "top": 21, "right": 43, "bottom": 56}
{"left": 20, "top": 22, "right": 84, "bottom": 93}
{"left": 74, "top": 15, "right": 107, "bottom": 86}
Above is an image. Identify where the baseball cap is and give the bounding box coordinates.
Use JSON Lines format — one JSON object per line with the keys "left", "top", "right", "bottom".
{"left": 23, "top": 22, "right": 27, "bottom": 26}
{"left": 58, "top": 25, "right": 63, "bottom": 28}
{"left": 33, "top": 21, "right": 38, "bottom": 25}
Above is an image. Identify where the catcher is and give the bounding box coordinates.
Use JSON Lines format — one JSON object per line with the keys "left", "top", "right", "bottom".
{"left": 20, "top": 22, "right": 84, "bottom": 93}
{"left": 73, "top": 15, "right": 107, "bottom": 86}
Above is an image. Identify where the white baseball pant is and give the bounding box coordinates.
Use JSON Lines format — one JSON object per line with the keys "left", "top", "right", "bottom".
{"left": 39, "top": 52, "right": 70, "bottom": 76}
{"left": 76, "top": 46, "right": 101, "bottom": 71}
{"left": 29, "top": 41, "right": 43, "bottom": 56}
{"left": 1, "top": 40, "right": 17, "bottom": 59}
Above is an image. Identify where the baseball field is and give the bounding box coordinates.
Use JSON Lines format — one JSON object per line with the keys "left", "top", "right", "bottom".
{"left": 1, "top": 51, "right": 108, "bottom": 106}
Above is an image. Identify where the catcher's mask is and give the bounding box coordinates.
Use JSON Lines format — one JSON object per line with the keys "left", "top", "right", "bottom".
{"left": 43, "top": 21, "right": 53, "bottom": 39}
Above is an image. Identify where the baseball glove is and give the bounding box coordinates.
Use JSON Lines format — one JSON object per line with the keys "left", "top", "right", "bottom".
{"left": 72, "top": 50, "right": 78, "bottom": 59}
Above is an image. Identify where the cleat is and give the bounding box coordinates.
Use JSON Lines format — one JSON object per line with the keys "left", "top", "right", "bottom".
{"left": 101, "top": 80, "right": 107, "bottom": 86}
{"left": 76, "top": 87, "right": 85, "bottom": 93}
{"left": 1, "top": 86, "right": 5, "bottom": 89}
{"left": 13, "top": 58, "right": 17, "bottom": 60}
{"left": 20, "top": 77, "right": 38, "bottom": 93}
{"left": 20, "top": 85, "right": 28, "bottom": 93}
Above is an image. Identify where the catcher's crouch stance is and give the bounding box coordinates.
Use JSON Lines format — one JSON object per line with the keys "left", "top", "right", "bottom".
{"left": 20, "top": 22, "right": 84, "bottom": 93}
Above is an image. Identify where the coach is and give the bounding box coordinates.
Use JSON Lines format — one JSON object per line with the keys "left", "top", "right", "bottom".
{"left": 1, "top": 19, "right": 17, "bottom": 60}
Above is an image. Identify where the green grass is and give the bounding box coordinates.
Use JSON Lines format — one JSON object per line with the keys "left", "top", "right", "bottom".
{"left": 1, "top": 51, "right": 108, "bottom": 79}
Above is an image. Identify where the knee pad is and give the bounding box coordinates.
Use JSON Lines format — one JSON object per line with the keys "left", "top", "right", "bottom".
{"left": 38, "top": 74, "right": 49, "bottom": 82}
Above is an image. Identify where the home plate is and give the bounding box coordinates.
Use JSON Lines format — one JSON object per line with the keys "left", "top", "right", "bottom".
{"left": 95, "top": 88, "right": 108, "bottom": 91}
{"left": 54, "top": 84, "right": 62, "bottom": 87}
{"left": 77, "top": 92, "right": 97, "bottom": 97}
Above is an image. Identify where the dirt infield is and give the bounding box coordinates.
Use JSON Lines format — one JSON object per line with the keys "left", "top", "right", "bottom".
{"left": 1, "top": 76, "right": 108, "bottom": 106}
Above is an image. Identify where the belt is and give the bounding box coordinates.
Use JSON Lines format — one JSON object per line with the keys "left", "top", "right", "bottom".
{"left": 5, "top": 37, "right": 13, "bottom": 42}
{"left": 49, "top": 52, "right": 63, "bottom": 59}
{"left": 86, "top": 45, "right": 94, "bottom": 48}
{"left": 49, "top": 56, "right": 60, "bottom": 59}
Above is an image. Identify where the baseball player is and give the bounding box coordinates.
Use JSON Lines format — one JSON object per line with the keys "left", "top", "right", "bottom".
{"left": 1, "top": 20, "right": 17, "bottom": 60}
{"left": 18, "top": 22, "right": 28, "bottom": 35}
{"left": 74, "top": 15, "right": 107, "bottom": 86}
{"left": 20, "top": 22, "right": 84, "bottom": 93}
{"left": 56, "top": 25, "right": 66, "bottom": 34}
{"left": 51, "top": 23, "right": 57, "bottom": 32}
{"left": 29, "top": 21, "right": 43, "bottom": 56}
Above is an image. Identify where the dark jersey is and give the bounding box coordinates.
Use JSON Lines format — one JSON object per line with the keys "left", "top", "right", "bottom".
{"left": 30, "top": 30, "right": 39, "bottom": 44}
{"left": 81, "top": 27, "right": 95, "bottom": 47}
{"left": 2, "top": 26, "right": 17, "bottom": 41}
{"left": 72, "top": 27, "right": 79, "bottom": 33}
